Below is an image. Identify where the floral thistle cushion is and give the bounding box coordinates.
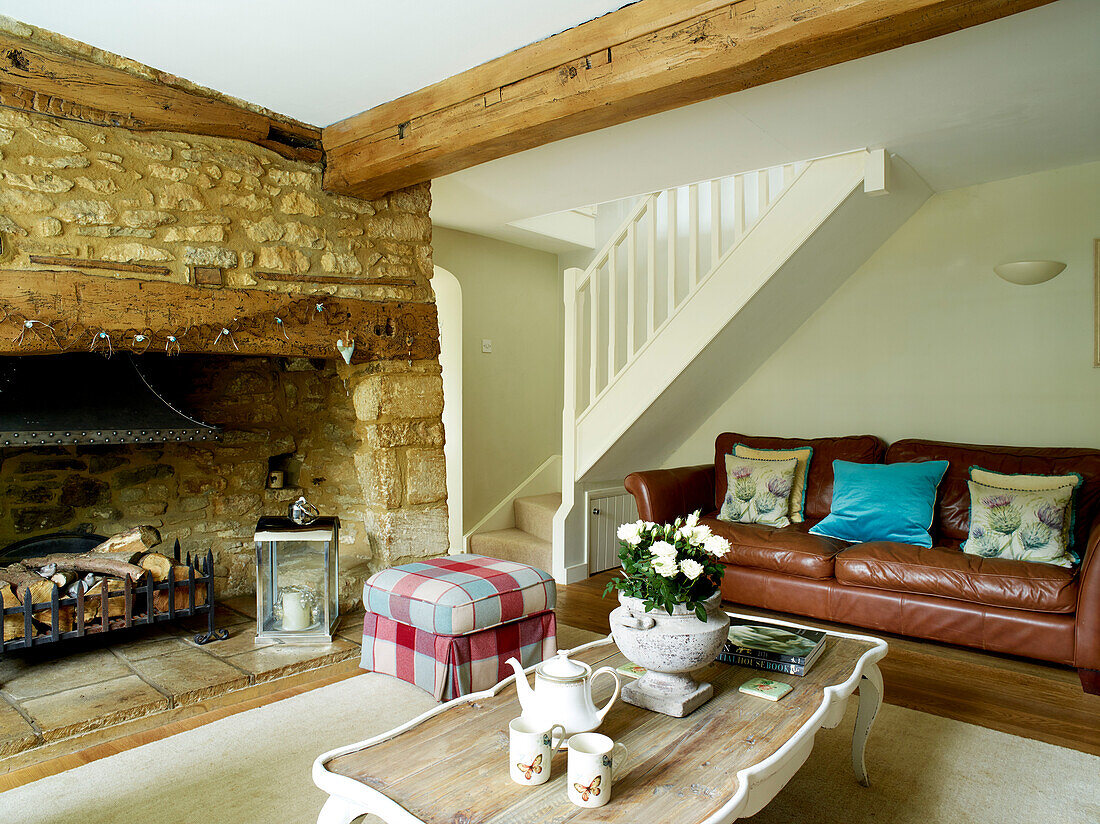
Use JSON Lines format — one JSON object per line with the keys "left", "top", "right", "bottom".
{"left": 733, "top": 444, "right": 813, "bottom": 523}
{"left": 963, "top": 479, "right": 1077, "bottom": 568}
{"left": 718, "top": 454, "right": 799, "bottom": 528}
{"left": 969, "top": 467, "right": 1083, "bottom": 562}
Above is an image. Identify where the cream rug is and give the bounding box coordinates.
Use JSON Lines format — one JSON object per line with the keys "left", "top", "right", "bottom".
{"left": 1, "top": 626, "right": 1096, "bottom": 824}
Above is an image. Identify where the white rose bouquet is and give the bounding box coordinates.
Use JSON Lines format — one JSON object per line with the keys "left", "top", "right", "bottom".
{"left": 604, "top": 511, "right": 730, "bottom": 622}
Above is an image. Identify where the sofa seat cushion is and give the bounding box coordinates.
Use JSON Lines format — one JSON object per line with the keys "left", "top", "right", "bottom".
{"left": 701, "top": 513, "right": 847, "bottom": 580}
{"left": 835, "top": 542, "right": 1078, "bottom": 613}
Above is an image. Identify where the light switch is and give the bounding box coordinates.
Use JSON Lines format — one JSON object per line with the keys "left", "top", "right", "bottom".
{"left": 481, "top": 339, "right": 493, "bottom": 353}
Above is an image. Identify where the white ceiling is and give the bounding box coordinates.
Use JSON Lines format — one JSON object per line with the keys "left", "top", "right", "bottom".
{"left": 432, "top": 0, "right": 1100, "bottom": 252}
{"left": 0, "top": 0, "right": 629, "bottom": 125}
{"left": 1, "top": 0, "right": 1096, "bottom": 253}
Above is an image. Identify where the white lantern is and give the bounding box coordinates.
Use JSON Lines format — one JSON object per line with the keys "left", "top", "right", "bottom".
{"left": 254, "top": 498, "right": 338, "bottom": 643}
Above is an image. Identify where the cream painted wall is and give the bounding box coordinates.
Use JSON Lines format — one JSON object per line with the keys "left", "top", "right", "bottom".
{"left": 667, "top": 161, "right": 1100, "bottom": 467}
{"left": 432, "top": 228, "right": 563, "bottom": 529}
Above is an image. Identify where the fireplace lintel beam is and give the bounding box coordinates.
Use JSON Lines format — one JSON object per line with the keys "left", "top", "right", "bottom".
{"left": 0, "top": 270, "right": 439, "bottom": 363}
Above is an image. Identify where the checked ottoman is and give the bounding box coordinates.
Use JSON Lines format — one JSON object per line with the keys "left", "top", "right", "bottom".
{"left": 360, "top": 554, "right": 557, "bottom": 701}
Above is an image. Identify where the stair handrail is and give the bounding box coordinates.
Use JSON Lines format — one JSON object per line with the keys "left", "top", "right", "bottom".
{"left": 574, "top": 192, "right": 658, "bottom": 292}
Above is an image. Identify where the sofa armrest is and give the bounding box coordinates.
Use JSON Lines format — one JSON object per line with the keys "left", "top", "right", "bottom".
{"left": 1075, "top": 513, "right": 1100, "bottom": 672}
{"left": 624, "top": 465, "right": 715, "bottom": 525}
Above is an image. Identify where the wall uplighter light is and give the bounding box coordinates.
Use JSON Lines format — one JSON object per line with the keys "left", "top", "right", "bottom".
{"left": 993, "top": 260, "right": 1066, "bottom": 286}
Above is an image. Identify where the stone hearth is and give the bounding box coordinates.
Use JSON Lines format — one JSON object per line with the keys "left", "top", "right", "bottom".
{"left": 0, "top": 596, "right": 366, "bottom": 768}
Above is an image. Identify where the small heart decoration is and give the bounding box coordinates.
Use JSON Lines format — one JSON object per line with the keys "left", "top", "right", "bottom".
{"left": 336, "top": 338, "right": 355, "bottom": 364}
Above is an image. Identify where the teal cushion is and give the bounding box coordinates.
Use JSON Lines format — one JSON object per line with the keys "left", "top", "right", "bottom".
{"left": 809, "top": 460, "right": 950, "bottom": 548}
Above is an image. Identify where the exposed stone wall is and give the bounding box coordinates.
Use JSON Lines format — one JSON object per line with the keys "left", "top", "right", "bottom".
{"left": 0, "top": 107, "right": 432, "bottom": 295}
{"left": 0, "top": 104, "right": 447, "bottom": 600}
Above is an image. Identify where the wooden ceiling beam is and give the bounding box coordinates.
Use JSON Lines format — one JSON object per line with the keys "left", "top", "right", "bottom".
{"left": 0, "top": 34, "right": 322, "bottom": 163}
{"left": 323, "top": 0, "right": 1056, "bottom": 199}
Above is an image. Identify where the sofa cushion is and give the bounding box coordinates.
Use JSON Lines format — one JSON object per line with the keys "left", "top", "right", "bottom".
{"left": 715, "top": 433, "right": 885, "bottom": 523}
{"left": 969, "top": 466, "right": 1083, "bottom": 559}
{"left": 835, "top": 542, "right": 1078, "bottom": 613}
{"left": 886, "top": 439, "right": 1100, "bottom": 551}
{"left": 809, "top": 459, "right": 949, "bottom": 548}
{"left": 733, "top": 443, "right": 814, "bottom": 523}
{"left": 718, "top": 453, "right": 800, "bottom": 528}
{"left": 963, "top": 478, "right": 1077, "bottom": 568}
{"left": 701, "top": 513, "right": 848, "bottom": 580}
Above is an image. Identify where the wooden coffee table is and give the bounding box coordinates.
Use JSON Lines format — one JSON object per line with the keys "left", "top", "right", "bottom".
{"left": 312, "top": 614, "right": 887, "bottom": 823}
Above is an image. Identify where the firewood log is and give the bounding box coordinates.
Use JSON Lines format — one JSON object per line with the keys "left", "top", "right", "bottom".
{"left": 21, "top": 553, "right": 145, "bottom": 581}
{"left": 2, "top": 585, "right": 24, "bottom": 641}
{"left": 153, "top": 573, "right": 208, "bottom": 614}
{"left": 50, "top": 571, "right": 76, "bottom": 588}
{"left": 0, "top": 563, "right": 47, "bottom": 593}
{"left": 0, "top": 567, "right": 56, "bottom": 638}
{"left": 91, "top": 526, "right": 161, "bottom": 556}
{"left": 78, "top": 577, "right": 135, "bottom": 620}
{"left": 20, "top": 580, "right": 55, "bottom": 608}
{"left": 138, "top": 552, "right": 173, "bottom": 583}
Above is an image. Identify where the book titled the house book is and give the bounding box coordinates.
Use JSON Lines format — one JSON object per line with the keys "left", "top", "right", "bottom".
{"left": 717, "top": 619, "right": 827, "bottom": 677}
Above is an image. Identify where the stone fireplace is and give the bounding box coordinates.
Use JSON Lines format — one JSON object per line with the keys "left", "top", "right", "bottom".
{"left": 0, "top": 354, "right": 447, "bottom": 605}
{"left": 0, "top": 87, "right": 448, "bottom": 606}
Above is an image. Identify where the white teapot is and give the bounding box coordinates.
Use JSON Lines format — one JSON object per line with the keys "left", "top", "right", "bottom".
{"left": 506, "top": 651, "right": 621, "bottom": 736}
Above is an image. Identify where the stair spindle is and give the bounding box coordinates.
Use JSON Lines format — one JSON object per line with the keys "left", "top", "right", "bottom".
{"left": 589, "top": 271, "right": 599, "bottom": 404}
{"left": 688, "top": 183, "right": 699, "bottom": 289}
{"left": 666, "top": 189, "right": 677, "bottom": 312}
{"left": 734, "top": 174, "right": 745, "bottom": 241}
{"left": 758, "top": 169, "right": 770, "bottom": 214}
{"left": 626, "top": 222, "right": 636, "bottom": 358}
{"left": 710, "top": 179, "right": 722, "bottom": 270}
{"left": 646, "top": 202, "right": 657, "bottom": 335}
{"left": 607, "top": 245, "right": 617, "bottom": 383}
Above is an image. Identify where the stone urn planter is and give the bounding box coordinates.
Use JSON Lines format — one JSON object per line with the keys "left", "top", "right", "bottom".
{"left": 609, "top": 590, "right": 730, "bottom": 717}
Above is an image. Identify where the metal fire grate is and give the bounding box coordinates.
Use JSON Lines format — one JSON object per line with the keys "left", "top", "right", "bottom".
{"left": 1, "top": 540, "right": 228, "bottom": 655}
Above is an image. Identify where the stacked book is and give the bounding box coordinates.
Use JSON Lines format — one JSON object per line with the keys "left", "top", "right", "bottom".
{"left": 717, "top": 618, "right": 826, "bottom": 677}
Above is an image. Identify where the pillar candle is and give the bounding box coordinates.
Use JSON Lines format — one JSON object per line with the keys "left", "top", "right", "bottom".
{"left": 282, "top": 589, "right": 311, "bottom": 631}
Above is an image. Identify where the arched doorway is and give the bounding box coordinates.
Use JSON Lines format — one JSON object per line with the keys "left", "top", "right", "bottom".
{"left": 431, "top": 265, "right": 463, "bottom": 553}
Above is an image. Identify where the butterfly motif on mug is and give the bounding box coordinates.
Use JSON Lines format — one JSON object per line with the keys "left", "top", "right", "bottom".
{"left": 574, "top": 776, "right": 602, "bottom": 801}
{"left": 516, "top": 754, "right": 543, "bottom": 780}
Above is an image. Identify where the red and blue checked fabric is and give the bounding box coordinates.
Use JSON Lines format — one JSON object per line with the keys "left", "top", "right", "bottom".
{"left": 362, "top": 554, "right": 556, "bottom": 636}
{"left": 360, "top": 609, "right": 556, "bottom": 701}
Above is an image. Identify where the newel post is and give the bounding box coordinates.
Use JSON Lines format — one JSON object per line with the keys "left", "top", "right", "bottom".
{"left": 553, "top": 268, "right": 584, "bottom": 583}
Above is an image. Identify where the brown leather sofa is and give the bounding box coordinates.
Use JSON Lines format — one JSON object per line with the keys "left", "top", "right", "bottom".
{"left": 624, "top": 433, "right": 1100, "bottom": 693}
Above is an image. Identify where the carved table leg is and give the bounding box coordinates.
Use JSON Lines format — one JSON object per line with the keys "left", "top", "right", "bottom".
{"left": 317, "top": 795, "right": 366, "bottom": 824}
{"left": 851, "top": 662, "right": 883, "bottom": 787}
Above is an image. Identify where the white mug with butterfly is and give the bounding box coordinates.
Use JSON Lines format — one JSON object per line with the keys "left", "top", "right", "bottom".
{"left": 567, "top": 732, "right": 629, "bottom": 808}
{"left": 508, "top": 717, "right": 565, "bottom": 786}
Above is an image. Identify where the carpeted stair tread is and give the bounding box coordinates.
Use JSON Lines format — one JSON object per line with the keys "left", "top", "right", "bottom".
{"left": 513, "top": 493, "right": 561, "bottom": 543}
{"left": 469, "top": 527, "right": 552, "bottom": 571}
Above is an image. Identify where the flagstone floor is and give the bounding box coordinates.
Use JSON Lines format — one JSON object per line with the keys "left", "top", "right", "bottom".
{"left": 0, "top": 595, "right": 364, "bottom": 772}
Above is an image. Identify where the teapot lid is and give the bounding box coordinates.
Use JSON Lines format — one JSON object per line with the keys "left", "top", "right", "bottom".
{"left": 536, "top": 651, "right": 591, "bottom": 683}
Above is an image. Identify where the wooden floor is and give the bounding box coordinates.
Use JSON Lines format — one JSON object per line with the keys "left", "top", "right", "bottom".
{"left": 3, "top": 570, "right": 1097, "bottom": 795}
{"left": 559, "top": 571, "right": 1100, "bottom": 757}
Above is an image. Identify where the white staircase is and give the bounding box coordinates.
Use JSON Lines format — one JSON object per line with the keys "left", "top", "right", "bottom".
{"left": 552, "top": 150, "right": 932, "bottom": 582}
